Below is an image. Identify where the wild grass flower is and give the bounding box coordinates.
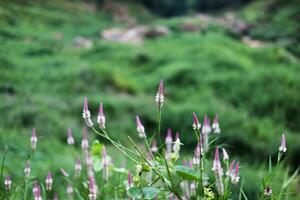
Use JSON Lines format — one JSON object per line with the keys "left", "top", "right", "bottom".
{"left": 222, "top": 148, "right": 229, "bottom": 161}
{"left": 67, "top": 127, "right": 75, "bottom": 145}
{"left": 151, "top": 140, "right": 158, "bottom": 153}
{"left": 172, "top": 135, "right": 181, "bottom": 159}
{"left": 212, "top": 114, "right": 221, "bottom": 134}
{"left": 31, "top": 128, "right": 37, "bottom": 151}
{"left": 82, "top": 97, "right": 93, "bottom": 127}
{"left": 97, "top": 102, "right": 105, "bottom": 129}
{"left": 165, "top": 128, "right": 173, "bottom": 159}
{"left": 33, "top": 183, "right": 42, "bottom": 200}
{"left": 60, "top": 168, "right": 70, "bottom": 177}
{"left": 136, "top": 116, "right": 146, "bottom": 138}
{"left": 67, "top": 184, "right": 73, "bottom": 200}
{"left": 279, "top": 133, "right": 287, "bottom": 153}
{"left": 127, "top": 172, "right": 132, "bottom": 189}
{"left": 202, "top": 115, "right": 211, "bottom": 151}
{"left": 230, "top": 162, "right": 240, "bottom": 184}
{"left": 75, "top": 158, "right": 82, "bottom": 177}
{"left": 45, "top": 171, "right": 53, "bottom": 191}
{"left": 192, "top": 112, "right": 201, "bottom": 130}
{"left": 212, "top": 147, "right": 224, "bottom": 195}
{"left": 264, "top": 186, "right": 272, "bottom": 197}
{"left": 226, "top": 160, "right": 235, "bottom": 177}
{"left": 24, "top": 160, "right": 31, "bottom": 178}
{"left": 88, "top": 176, "right": 97, "bottom": 200}
{"left": 155, "top": 80, "right": 164, "bottom": 107}
{"left": 86, "top": 153, "right": 94, "bottom": 177}
{"left": 53, "top": 193, "right": 59, "bottom": 200}
{"left": 4, "top": 176, "right": 11, "bottom": 191}
{"left": 193, "top": 142, "right": 201, "bottom": 165}
{"left": 81, "top": 128, "right": 89, "bottom": 150}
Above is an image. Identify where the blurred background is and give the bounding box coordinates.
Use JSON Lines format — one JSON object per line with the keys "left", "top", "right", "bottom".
{"left": 0, "top": 0, "right": 300, "bottom": 198}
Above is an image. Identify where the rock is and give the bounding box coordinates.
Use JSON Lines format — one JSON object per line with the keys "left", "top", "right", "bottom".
{"left": 143, "top": 26, "right": 170, "bottom": 38}
{"left": 74, "top": 36, "right": 93, "bottom": 49}
{"left": 242, "top": 36, "right": 267, "bottom": 48}
{"left": 180, "top": 22, "right": 200, "bottom": 32}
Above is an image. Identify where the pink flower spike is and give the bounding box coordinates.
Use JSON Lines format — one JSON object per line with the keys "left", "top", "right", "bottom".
{"left": 193, "top": 142, "right": 201, "bottom": 165}
{"left": 175, "top": 132, "right": 180, "bottom": 140}
{"left": 45, "top": 171, "right": 53, "bottom": 191}
{"left": 31, "top": 128, "right": 37, "bottom": 151}
{"left": 222, "top": 148, "right": 229, "bottom": 161}
{"left": 155, "top": 80, "right": 165, "bottom": 107}
{"left": 89, "top": 176, "right": 97, "bottom": 200}
{"left": 231, "top": 162, "right": 240, "bottom": 184}
{"left": 24, "top": 160, "right": 31, "bottom": 178}
{"left": 4, "top": 176, "right": 11, "bottom": 191}
{"left": 128, "top": 172, "right": 132, "bottom": 188}
{"left": 202, "top": 115, "right": 211, "bottom": 134}
{"left": 151, "top": 140, "right": 158, "bottom": 152}
{"left": 136, "top": 116, "right": 146, "bottom": 138}
{"left": 192, "top": 112, "right": 201, "bottom": 130}
{"left": 279, "top": 133, "right": 287, "bottom": 153}
{"left": 81, "top": 128, "right": 89, "bottom": 149}
{"left": 97, "top": 102, "right": 106, "bottom": 129}
{"left": 165, "top": 128, "right": 172, "bottom": 144}
{"left": 75, "top": 158, "right": 82, "bottom": 177}
{"left": 53, "top": 193, "right": 59, "bottom": 200}
{"left": 212, "top": 114, "right": 221, "bottom": 134}
{"left": 82, "top": 97, "right": 93, "bottom": 127}
{"left": 67, "top": 127, "right": 75, "bottom": 145}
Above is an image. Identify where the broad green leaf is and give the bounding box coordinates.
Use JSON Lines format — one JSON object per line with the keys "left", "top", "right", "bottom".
{"left": 113, "top": 167, "right": 127, "bottom": 173}
{"left": 142, "top": 187, "right": 160, "bottom": 199}
{"left": 128, "top": 187, "right": 142, "bottom": 199}
{"left": 174, "top": 165, "right": 200, "bottom": 180}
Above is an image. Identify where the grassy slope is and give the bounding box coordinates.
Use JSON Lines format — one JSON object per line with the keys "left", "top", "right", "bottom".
{"left": 0, "top": 0, "right": 299, "bottom": 198}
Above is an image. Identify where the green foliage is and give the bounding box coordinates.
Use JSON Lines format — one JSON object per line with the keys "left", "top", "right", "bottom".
{"left": 174, "top": 165, "right": 199, "bottom": 180}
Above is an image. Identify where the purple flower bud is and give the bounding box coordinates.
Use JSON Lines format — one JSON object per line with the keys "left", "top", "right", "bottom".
{"left": 4, "top": 176, "right": 11, "bottom": 191}
{"left": 192, "top": 112, "right": 201, "bottom": 130}
{"left": 97, "top": 102, "right": 106, "bottom": 129}
{"left": 24, "top": 160, "right": 31, "bottom": 178}
{"left": 75, "top": 158, "right": 82, "bottom": 178}
{"left": 165, "top": 128, "right": 172, "bottom": 159}
{"left": 226, "top": 160, "right": 235, "bottom": 177}
{"left": 67, "top": 127, "right": 75, "bottom": 145}
{"left": 202, "top": 115, "right": 211, "bottom": 134}
{"left": 151, "top": 140, "right": 158, "bottom": 152}
{"left": 45, "top": 171, "right": 53, "bottom": 191}
{"left": 155, "top": 80, "right": 164, "bottom": 107}
{"left": 136, "top": 116, "right": 146, "bottom": 138}
{"left": 212, "top": 114, "right": 221, "bottom": 134}
{"left": 279, "top": 133, "right": 287, "bottom": 153}
{"left": 81, "top": 128, "right": 89, "bottom": 150}
{"left": 82, "top": 97, "right": 93, "bottom": 127}
{"left": 88, "top": 176, "right": 97, "bottom": 200}
{"left": 31, "top": 128, "right": 37, "bottom": 151}
{"left": 193, "top": 142, "right": 201, "bottom": 165}
{"left": 212, "top": 147, "right": 224, "bottom": 195}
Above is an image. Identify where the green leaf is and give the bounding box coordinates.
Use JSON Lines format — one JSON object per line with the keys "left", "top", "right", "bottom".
{"left": 128, "top": 187, "right": 142, "bottom": 199}
{"left": 142, "top": 187, "right": 160, "bottom": 199}
{"left": 174, "top": 165, "right": 200, "bottom": 180}
{"left": 113, "top": 167, "right": 127, "bottom": 173}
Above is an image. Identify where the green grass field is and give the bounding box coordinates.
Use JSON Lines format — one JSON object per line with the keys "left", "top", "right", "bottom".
{"left": 0, "top": 0, "right": 299, "bottom": 199}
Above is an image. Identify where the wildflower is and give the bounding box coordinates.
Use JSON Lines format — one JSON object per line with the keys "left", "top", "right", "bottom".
{"left": 136, "top": 116, "right": 146, "bottom": 138}
{"left": 31, "top": 128, "right": 38, "bottom": 151}
{"left": 173, "top": 136, "right": 181, "bottom": 157}
{"left": 192, "top": 112, "right": 201, "bottom": 130}
{"left": 212, "top": 147, "right": 224, "bottom": 195}
{"left": 4, "top": 176, "right": 11, "bottom": 191}
{"left": 86, "top": 153, "right": 94, "bottom": 177}
{"left": 212, "top": 114, "right": 221, "bottom": 134}
{"left": 226, "top": 160, "right": 235, "bottom": 177}
{"left": 88, "top": 176, "right": 97, "bottom": 200}
{"left": 60, "top": 168, "right": 70, "bottom": 177}
{"left": 151, "top": 140, "right": 158, "bottom": 153}
{"left": 34, "top": 185, "right": 42, "bottom": 200}
{"left": 53, "top": 193, "right": 59, "bottom": 200}
{"left": 264, "top": 186, "right": 272, "bottom": 197}
{"left": 155, "top": 80, "right": 164, "bottom": 107}
{"left": 82, "top": 97, "right": 93, "bottom": 127}
{"left": 67, "top": 184, "right": 73, "bottom": 199}
{"left": 102, "top": 146, "right": 109, "bottom": 182}
{"left": 81, "top": 128, "right": 89, "bottom": 150}
{"left": 190, "top": 182, "right": 196, "bottom": 197}
{"left": 193, "top": 142, "right": 201, "bottom": 165}
{"left": 24, "top": 160, "right": 31, "bottom": 178}
{"left": 45, "top": 172, "right": 53, "bottom": 191}
{"left": 127, "top": 172, "right": 132, "bottom": 190}
{"left": 231, "top": 162, "right": 240, "bottom": 184}
{"left": 75, "top": 158, "right": 82, "bottom": 177}
{"left": 67, "top": 127, "right": 75, "bottom": 145}
{"left": 202, "top": 115, "right": 211, "bottom": 134}
{"left": 279, "top": 133, "right": 287, "bottom": 153}
{"left": 222, "top": 148, "right": 229, "bottom": 161}
{"left": 97, "top": 102, "right": 105, "bottom": 129}
{"left": 165, "top": 128, "right": 173, "bottom": 159}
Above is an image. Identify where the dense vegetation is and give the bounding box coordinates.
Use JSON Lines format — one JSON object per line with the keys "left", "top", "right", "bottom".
{"left": 0, "top": 0, "right": 299, "bottom": 199}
